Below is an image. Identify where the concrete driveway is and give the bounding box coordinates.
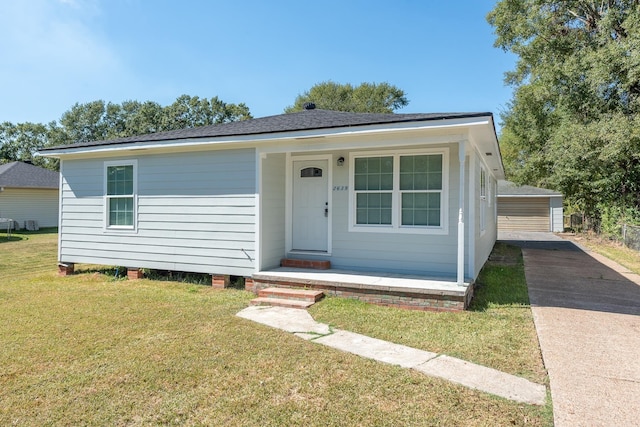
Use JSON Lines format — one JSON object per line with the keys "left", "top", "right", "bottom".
{"left": 499, "top": 231, "right": 640, "bottom": 427}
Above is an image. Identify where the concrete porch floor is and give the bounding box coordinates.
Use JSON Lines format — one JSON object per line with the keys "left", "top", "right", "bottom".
{"left": 251, "top": 267, "right": 474, "bottom": 311}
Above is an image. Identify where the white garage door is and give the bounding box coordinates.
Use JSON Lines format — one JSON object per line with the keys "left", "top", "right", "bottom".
{"left": 498, "top": 197, "right": 550, "bottom": 232}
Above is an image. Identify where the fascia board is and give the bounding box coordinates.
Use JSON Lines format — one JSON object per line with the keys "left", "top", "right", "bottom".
{"left": 38, "top": 116, "right": 493, "bottom": 159}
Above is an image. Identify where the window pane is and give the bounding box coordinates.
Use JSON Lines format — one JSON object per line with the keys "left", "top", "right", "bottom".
{"left": 413, "top": 155, "right": 429, "bottom": 173}
{"left": 427, "top": 193, "right": 441, "bottom": 209}
{"left": 428, "top": 209, "right": 440, "bottom": 226}
{"left": 356, "top": 208, "right": 368, "bottom": 224}
{"left": 381, "top": 193, "right": 392, "bottom": 209}
{"left": 400, "top": 156, "right": 413, "bottom": 172}
{"left": 356, "top": 193, "right": 368, "bottom": 208}
{"left": 414, "top": 209, "right": 428, "bottom": 226}
{"left": 380, "top": 209, "right": 392, "bottom": 224}
{"left": 380, "top": 156, "right": 393, "bottom": 173}
{"left": 109, "top": 197, "right": 133, "bottom": 226}
{"left": 300, "top": 167, "right": 322, "bottom": 178}
{"left": 402, "top": 191, "right": 441, "bottom": 226}
{"left": 414, "top": 193, "right": 428, "bottom": 208}
{"left": 380, "top": 173, "right": 393, "bottom": 190}
{"left": 428, "top": 155, "right": 442, "bottom": 172}
{"left": 367, "top": 174, "right": 381, "bottom": 190}
{"left": 355, "top": 156, "right": 394, "bottom": 191}
{"left": 414, "top": 173, "right": 427, "bottom": 190}
{"left": 400, "top": 172, "right": 413, "bottom": 190}
{"left": 402, "top": 193, "right": 414, "bottom": 209}
{"left": 402, "top": 209, "right": 413, "bottom": 225}
{"left": 107, "top": 165, "right": 133, "bottom": 196}
{"left": 355, "top": 192, "right": 392, "bottom": 225}
{"left": 369, "top": 193, "right": 381, "bottom": 208}
{"left": 427, "top": 172, "right": 442, "bottom": 190}
{"left": 369, "top": 157, "right": 381, "bottom": 173}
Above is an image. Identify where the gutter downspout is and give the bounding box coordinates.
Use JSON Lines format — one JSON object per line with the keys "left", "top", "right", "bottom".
{"left": 457, "top": 141, "right": 466, "bottom": 286}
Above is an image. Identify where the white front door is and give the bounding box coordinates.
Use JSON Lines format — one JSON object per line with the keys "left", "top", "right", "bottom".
{"left": 292, "top": 159, "right": 329, "bottom": 251}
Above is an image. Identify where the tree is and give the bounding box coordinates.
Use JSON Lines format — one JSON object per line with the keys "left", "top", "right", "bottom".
{"left": 161, "top": 95, "right": 251, "bottom": 130}
{"left": 285, "top": 81, "right": 409, "bottom": 113}
{"left": 0, "top": 121, "right": 58, "bottom": 169}
{"left": 0, "top": 95, "right": 253, "bottom": 171}
{"left": 488, "top": 1, "right": 640, "bottom": 224}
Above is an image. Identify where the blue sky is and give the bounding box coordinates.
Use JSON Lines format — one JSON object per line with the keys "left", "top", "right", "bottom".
{"left": 0, "top": 0, "right": 516, "bottom": 129}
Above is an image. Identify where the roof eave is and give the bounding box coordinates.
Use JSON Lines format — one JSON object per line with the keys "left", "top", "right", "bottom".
{"left": 38, "top": 115, "right": 495, "bottom": 158}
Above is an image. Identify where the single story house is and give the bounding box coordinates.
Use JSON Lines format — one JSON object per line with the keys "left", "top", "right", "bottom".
{"left": 497, "top": 180, "right": 563, "bottom": 232}
{"left": 0, "top": 161, "right": 60, "bottom": 229}
{"left": 39, "top": 106, "right": 504, "bottom": 310}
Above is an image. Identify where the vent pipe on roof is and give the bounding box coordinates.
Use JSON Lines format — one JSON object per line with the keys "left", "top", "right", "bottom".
{"left": 303, "top": 102, "right": 316, "bottom": 110}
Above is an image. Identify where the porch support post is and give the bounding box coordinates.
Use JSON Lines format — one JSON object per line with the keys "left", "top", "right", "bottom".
{"left": 457, "top": 140, "right": 466, "bottom": 286}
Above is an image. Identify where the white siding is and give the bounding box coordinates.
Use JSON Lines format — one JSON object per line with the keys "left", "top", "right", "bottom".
{"left": 59, "top": 149, "right": 257, "bottom": 276}
{"left": 0, "top": 188, "right": 59, "bottom": 228}
{"left": 550, "top": 196, "right": 564, "bottom": 232}
{"left": 260, "top": 153, "right": 286, "bottom": 269}
{"left": 473, "top": 153, "right": 498, "bottom": 279}
{"left": 324, "top": 144, "right": 460, "bottom": 277}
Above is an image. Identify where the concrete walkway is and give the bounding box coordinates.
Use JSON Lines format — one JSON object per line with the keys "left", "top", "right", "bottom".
{"left": 237, "top": 305, "right": 546, "bottom": 405}
{"left": 500, "top": 231, "right": 640, "bottom": 427}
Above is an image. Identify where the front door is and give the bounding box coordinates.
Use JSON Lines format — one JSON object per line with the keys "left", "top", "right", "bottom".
{"left": 292, "top": 159, "right": 329, "bottom": 252}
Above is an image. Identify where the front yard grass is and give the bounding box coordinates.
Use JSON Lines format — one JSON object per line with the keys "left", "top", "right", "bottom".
{"left": 0, "top": 231, "right": 552, "bottom": 426}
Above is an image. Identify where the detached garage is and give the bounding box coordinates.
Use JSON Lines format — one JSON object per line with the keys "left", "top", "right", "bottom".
{"left": 497, "top": 180, "right": 563, "bottom": 232}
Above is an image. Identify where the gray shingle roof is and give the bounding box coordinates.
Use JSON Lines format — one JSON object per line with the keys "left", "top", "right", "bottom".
{"left": 498, "top": 180, "right": 562, "bottom": 196}
{"left": 40, "top": 109, "right": 493, "bottom": 152}
{"left": 0, "top": 162, "right": 59, "bottom": 189}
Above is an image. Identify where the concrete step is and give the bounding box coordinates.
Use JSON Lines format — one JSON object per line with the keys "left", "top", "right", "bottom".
{"left": 249, "top": 297, "right": 315, "bottom": 309}
{"left": 258, "top": 287, "right": 325, "bottom": 303}
{"left": 280, "top": 258, "right": 331, "bottom": 270}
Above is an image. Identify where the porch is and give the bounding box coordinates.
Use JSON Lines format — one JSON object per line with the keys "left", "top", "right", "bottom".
{"left": 248, "top": 267, "right": 474, "bottom": 311}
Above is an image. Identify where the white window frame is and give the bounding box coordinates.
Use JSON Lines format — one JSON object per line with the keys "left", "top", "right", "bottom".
{"left": 104, "top": 160, "right": 138, "bottom": 232}
{"left": 348, "top": 148, "right": 449, "bottom": 235}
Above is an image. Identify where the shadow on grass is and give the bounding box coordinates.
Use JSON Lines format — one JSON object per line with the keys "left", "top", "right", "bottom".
{"left": 0, "top": 227, "right": 58, "bottom": 243}
{"left": 0, "top": 235, "right": 25, "bottom": 243}
{"left": 75, "top": 265, "right": 247, "bottom": 289}
{"left": 470, "top": 243, "right": 530, "bottom": 311}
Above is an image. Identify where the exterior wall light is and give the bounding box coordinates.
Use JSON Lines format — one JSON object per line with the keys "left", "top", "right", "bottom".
{"left": 337, "top": 157, "right": 345, "bottom": 166}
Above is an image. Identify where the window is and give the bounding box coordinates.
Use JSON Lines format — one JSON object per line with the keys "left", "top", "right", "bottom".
{"left": 350, "top": 150, "right": 448, "bottom": 233}
{"left": 300, "top": 167, "right": 323, "bottom": 178}
{"left": 354, "top": 156, "right": 393, "bottom": 225}
{"left": 480, "top": 167, "right": 487, "bottom": 232}
{"left": 400, "top": 154, "right": 442, "bottom": 227}
{"left": 105, "top": 161, "right": 137, "bottom": 229}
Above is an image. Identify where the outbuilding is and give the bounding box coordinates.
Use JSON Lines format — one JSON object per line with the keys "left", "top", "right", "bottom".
{"left": 0, "top": 161, "right": 60, "bottom": 229}
{"left": 497, "top": 180, "right": 563, "bottom": 232}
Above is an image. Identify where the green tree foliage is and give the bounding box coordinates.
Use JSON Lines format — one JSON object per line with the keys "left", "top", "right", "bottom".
{"left": 0, "top": 122, "right": 59, "bottom": 169}
{"left": 0, "top": 95, "right": 252, "bottom": 170}
{"left": 488, "top": 0, "right": 640, "bottom": 224}
{"left": 285, "top": 81, "right": 409, "bottom": 113}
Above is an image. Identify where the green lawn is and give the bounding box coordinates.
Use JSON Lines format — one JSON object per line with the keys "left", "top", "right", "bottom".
{"left": 0, "top": 231, "right": 552, "bottom": 426}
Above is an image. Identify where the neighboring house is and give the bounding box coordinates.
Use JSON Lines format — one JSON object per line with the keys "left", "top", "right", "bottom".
{"left": 0, "top": 161, "right": 60, "bottom": 229}
{"left": 497, "top": 180, "right": 563, "bottom": 232}
{"left": 39, "top": 106, "right": 504, "bottom": 310}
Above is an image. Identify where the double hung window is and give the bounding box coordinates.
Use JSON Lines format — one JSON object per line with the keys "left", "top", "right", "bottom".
{"left": 351, "top": 150, "right": 447, "bottom": 233}
{"left": 105, "top": 161, "right": 137, "bottom": 229}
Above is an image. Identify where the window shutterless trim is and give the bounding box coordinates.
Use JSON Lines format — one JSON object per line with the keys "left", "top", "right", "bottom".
{"left": 348, "top": 148, "right": 449, "bottom": 235}
{"left": 103, "top": 159, "right": 138, "bottom": 233}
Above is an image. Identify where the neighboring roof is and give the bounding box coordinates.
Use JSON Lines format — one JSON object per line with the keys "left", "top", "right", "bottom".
{"left": 39, "top": 109, "right": 493, "bottom": 152}
{"left": 498, "top": 180, "right": 562, "bottom": 197}
{"left": 0, "top": 162, "right": 59, "bottom": 189}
